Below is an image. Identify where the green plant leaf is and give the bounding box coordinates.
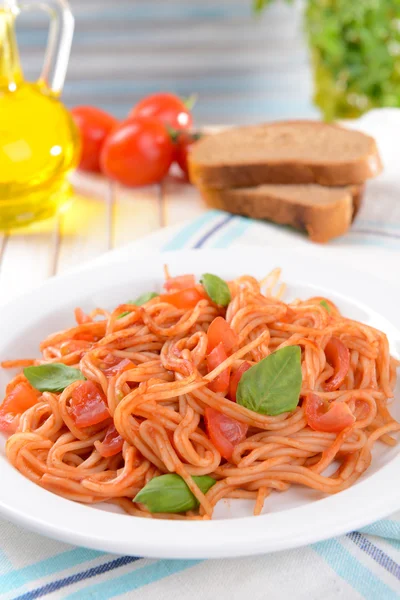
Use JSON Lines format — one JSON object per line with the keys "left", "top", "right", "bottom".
{"left": 133, "top": 474, "right": 216, "bottom": 513}
{"left": 200, "top": 273, "right": 231, "bottom": 306}
{"left": 237, "top": 346, "right": 302, "bottom": 416}
{"left": 182, "top": 93, "right": 198, "bottom": 111}
{"left": 24, "top": 363, "right": 85, "bottom": 393}
{"left": 118, "top": 292, "right": 158, "bottom": 318}
{"left": 320, "top": 300, "right": 331, "bottom": 313}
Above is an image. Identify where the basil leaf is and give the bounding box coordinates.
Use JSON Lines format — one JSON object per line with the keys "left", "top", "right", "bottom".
{"left": 320, "top": 300, "right": 331, "bottom": 313}
{"left": 24, "top": 363, "right": 85, "bottom": 393}
{"left": 237, "top": 346, "right": 302, "bottom": 416}
{"left": 133, "top": 474, "right": 216, "bottom": 513}
{"left": 118, "top": 292, "right": 158, "bottom": 318}
{"left": 200, "top": 273, "right": 231, "bottom": 306}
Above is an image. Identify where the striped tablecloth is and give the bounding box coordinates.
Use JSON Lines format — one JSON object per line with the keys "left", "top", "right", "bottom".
{"left": 1, "top": 207, "right": 400, "bottom": 600}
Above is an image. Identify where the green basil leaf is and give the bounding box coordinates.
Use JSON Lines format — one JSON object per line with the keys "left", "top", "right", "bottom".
{"left": 237, "top": 346, "right": 302, "bottom": 416}
{"left": 24, "top": 363, "right": 85, "bottom": 393}
{"left": 200, "top": 273, "right": 231, "bottom": 306}
{"left": 320, "top": 300, "right": 331, "bottom": 313}
{"left": 133, "top": 474, "right": 216, "bottom": 513}
{"left": 118, "top": 292, "right": 158, "bottom": 318}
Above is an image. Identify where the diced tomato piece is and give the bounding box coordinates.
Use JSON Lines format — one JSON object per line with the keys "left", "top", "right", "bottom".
{"left": 159, "top": 287, "right": 205, "bottom": 309}
{"left": 204, "top": 406, "right": 248, "bottom": 460}
{"left": 60, "top": 340, "right": 92, "bottom": 356}
{"left": 207, "top": 342, "right": 230, "bottom": 394}
{"left": 229, "top": 361, "right": 252, "bottom": 402}
{"left": 69, "top": 381, "right": 110, "bottom": 428}
{"left": 207, "top": 316, "right": 238, "bottom": 354}
{"left": 304, "top": 393, "right": 355, "bottom": 433}
{"left": 323, "top": 337, "right": 350, "bottom": 391}
{"left": 164, "top": 274, "right": 196, "bottom": 292}
{"left": 102, "top": 356, "right": 134, "bottom": 377}
{"left": 96, "top": 423, "right": 124, "bottom": 457}
{"left": 0, "top": 382, "right": 39, "bottom": 433}
{"left": 74, "top": 307, "right": 92, "bottom": 325}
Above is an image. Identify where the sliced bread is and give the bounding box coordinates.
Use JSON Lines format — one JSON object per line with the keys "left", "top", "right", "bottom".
{"left": 189, "top": 121, "right": 382, "bottom": 189}
{"left": 199, "top": 184, "right": 364, "bottom": 243}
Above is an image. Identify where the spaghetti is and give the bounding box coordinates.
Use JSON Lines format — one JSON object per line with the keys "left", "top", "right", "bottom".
{"left": 1, "top": 268, "right": 399, "bottom": 520}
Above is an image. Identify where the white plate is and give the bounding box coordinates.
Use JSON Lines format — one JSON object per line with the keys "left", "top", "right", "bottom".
{"left": 0, "top": 247, "right": 400, "bottom": 559}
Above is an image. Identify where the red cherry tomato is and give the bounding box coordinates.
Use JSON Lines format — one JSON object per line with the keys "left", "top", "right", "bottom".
{"left": 71, "top": 106, "right": 118, "bottom": 173}
{"left": 207, "top": 316, "right": 238, "bottom": 355}
{"left": 204, "top": 406, "right": 248, "bottom": 460}
{"left": 304, "top": 393, "right": 355, "bottom": 433}
{"left": 129, "top": 93, "right": 193, "bottom": 131}
{"left": 69, "top": 381, "right": 110, "bottom": 428}
{"left": 207, "top": 342, "right": 230, "bottom": 394}
{"left": 229, "top": 361, "right": 252, "bottom": 403}
{"left": 323, "top": 337, "right": 350, "bottom": 391}
{"left": 175, "top": 132, "right": 201, "bottom": 179}
{"left": 159, "top": 287, "right": 205, "bottom": 309}
{"left": 0, "top": 381, "right": 39, "bottom": 433}
{"left": 96, "top": 423, "right": 124, "bottom": 457}
{"left": 100, "top": 117, "right": 174, "bottom": 187}
{"left": 164, "top": 274, "right": 196, "bottom": 292}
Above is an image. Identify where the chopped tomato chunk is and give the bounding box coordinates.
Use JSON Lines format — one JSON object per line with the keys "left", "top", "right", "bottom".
{"left": 0, "top": 381, "right": 39, "bottom": 433}
{"left": 204, "top": 406, "right": 248, "bottom": 460}
{"left": 229, "top": 361, "right": 252, "bottom": 402}
{"left": 159, "top": 287, "right": 205, "bottom": 309}
{"left": 69, "top": 381, "right": 110, "bottom": 428}
{"left": 60, "top": 340, "right": 92, "bottom": 356}
{"left": 164, "top": 274, "right": 195, "bottom": 292}
{"left": 323, "top": 337, "right": 350, "bottom": 391}
{"left": 101, "top": 355, "right": 134, "bottom": 377}
{"left": 207, "top": 316, "right": 238, "bottom": 354}
{"left": 304, "top": 393, "right": 355, "bottom": 433}
{"left": 96, "top": 423, "right": 124, "bottom": 457}
{"left": 207, "top": 342, "right": 230, "bottom": 394}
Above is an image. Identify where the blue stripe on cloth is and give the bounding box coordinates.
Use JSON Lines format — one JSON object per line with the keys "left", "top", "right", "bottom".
{"left": 208, "top": 216, "right": 251, "bottom": 248}
{"left": 65, "top": 559, "right": 202, "bottom": 600}
{"left": 12, "top": 556, "right": 140, "bottom": 600}
{"left": 348, "top": 532, "right": 400, "bottom": 581}
{"left": 0, "top": 548, "right": 103, "bottom": 594}
{"left": 312, "top": 538, "right": 399, "bottom": 600}
{"left": 351, "top": 228, "right": 400, "bottom": 242}
{"left": 361, "top": 520, "right": 400, "bottom": 541}
{"left": 356, "top": 219, "right": 400, "bottom": 230}
{"left": 332, "top": 237, "right": 393, "bottom": 249}
{"left": 162, "top": 210, "right": 221, "bottom": 251}
{"left": 193, "top": 214, "right": 234, "bottom": 248}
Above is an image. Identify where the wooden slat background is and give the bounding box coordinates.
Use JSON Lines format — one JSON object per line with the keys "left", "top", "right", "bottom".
{"left": 16, "top": 0, "right": 317, "bottom": 123}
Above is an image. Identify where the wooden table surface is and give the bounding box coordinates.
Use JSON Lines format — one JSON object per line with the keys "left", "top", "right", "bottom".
{"left": 0, "top": 172, "right": 206, "bottom": 304}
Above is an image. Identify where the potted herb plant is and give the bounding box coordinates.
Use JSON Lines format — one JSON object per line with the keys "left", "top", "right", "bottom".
{"left": 256, "top": 0, "right": 400, "bottom": 120}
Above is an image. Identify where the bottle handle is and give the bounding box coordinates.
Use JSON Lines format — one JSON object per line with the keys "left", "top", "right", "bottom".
{"left": 19, "top": 0, "right": 74, "bottom": 94}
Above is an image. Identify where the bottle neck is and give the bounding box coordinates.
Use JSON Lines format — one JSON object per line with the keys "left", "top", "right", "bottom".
{"left": 0, "top": 6, "right": 23, "bottom": 89}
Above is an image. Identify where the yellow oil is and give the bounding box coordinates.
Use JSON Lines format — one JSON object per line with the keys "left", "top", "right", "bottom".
{"left": 0, "top": 8, "right": 80, "bottom": 229}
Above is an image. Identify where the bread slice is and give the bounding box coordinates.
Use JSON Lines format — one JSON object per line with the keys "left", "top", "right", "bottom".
{"left": 189, "top": 121, "right": 382, "bottom": 189}
{"left": 199, "top": 183, "right": 364, "bottom": 243}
